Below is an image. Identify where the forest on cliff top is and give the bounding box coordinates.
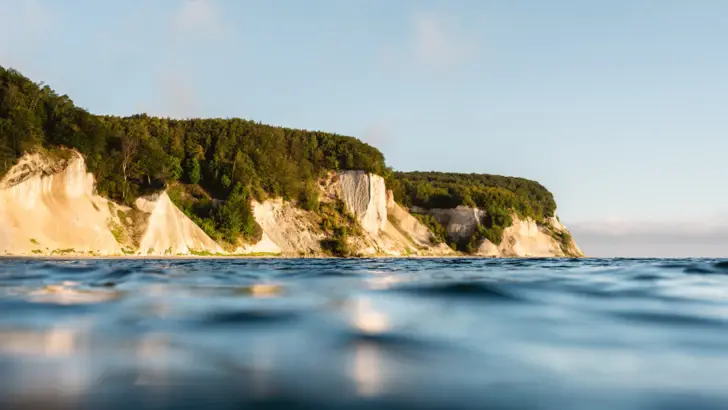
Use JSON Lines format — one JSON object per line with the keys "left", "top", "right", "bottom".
{"left": 0, "top": 65, "right": 558, "bottom": 251}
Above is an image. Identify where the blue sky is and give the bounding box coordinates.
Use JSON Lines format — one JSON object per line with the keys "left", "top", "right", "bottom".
{"left": 1, "top": 0, "right": 727, "bottom": 256}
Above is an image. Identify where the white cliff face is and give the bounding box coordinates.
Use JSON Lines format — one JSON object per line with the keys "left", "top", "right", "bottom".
{"left": 415, "top": 206, "right": 583, "bottom": 258}
{"left": 233, "top": 232, "right": 281, "bottom": 255}
{"left": 251, "top": 199, "right": 323, "bottom": 256}
{"left": 337, "top": 171, "right": 387, "bottom": 234}
{"left": 0, "top": 151, "right": 227, "bottom": 256}
{"left": 0, "top": 152, "right": 122, "bottom": 255}
{"left": 334, "top": 172, "right": 454, "bottom": 256}
{"left": 0, "top": 152, "right": 579, "bottom": 258}
{"left": 386, "top": 194, "right": 436, "bottom": 248}
{"left": 248, "top": 173, "right": 453, "bottom": 257}
{"left": 477, "top": 215, "right": 563, "bottom": 257}
{"left": 135, "top": 192, "right": 225, "bottom": 255}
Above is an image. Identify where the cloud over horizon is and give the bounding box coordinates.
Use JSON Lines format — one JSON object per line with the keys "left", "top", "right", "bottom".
{"left": 568, "top": 217, "right": 728, "bottom": 258}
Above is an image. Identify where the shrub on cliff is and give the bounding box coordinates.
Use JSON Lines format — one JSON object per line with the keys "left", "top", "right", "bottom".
{"left": 0, "top": 65, "right": 385, "bottom": 246}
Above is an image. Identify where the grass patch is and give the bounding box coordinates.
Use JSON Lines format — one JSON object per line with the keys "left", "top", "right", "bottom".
{"left": 189, "top": 249, "right": 215, "bottom": 257}
{"left": 188, "top": 249, "right": 281, "bottom": 257}
{"left": 31, "top": 249, "right": 42, "bottom": 255}
{"left": 109, "top": 221, "right": 124, "bottom": 243}
{"left": 30, "top": 238, "right": 39, "bottom": 245}
{"left": 226, "top": 252, "right": 281, "bottom": 257}
{"left": 51, "top": 248, "right": 75, "bottom": 255}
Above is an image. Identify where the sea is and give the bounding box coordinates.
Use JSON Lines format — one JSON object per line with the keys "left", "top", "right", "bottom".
{"left": 1, "top": 258, "right": 728, "bottom": 410}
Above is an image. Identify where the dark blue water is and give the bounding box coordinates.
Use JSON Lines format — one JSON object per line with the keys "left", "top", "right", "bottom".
{"left": 1, "top": 258, "right": 728, "bottom": 410}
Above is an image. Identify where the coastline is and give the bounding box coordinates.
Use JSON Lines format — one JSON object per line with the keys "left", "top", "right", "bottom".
{"left": 0, "top": 253, "right": 574, "bottom": 260}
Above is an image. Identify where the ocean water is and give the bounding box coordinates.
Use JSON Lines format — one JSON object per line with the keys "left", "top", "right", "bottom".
{"left": 1, "top": 258, "right": 728, "bottom": 410}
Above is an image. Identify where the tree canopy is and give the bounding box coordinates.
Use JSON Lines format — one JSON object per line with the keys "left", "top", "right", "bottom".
{"left": 391, "top": 172, "right": 558, "bottom": 252}
{"left": 0, "top": 65, "right": 561, "bottom": 251}
{"left": 0, "top": 65, "right": 386, "bottom": 244}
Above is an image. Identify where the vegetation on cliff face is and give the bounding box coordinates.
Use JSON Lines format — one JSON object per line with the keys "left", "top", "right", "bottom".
{"left": 0, "top": 66, "right": 570, "bottom": 253}
{"left": 391, "top": 172, "right": 557, "bottom": 252}
{"left": 318, "top": 200, "right": 361, "bottom": 257}
{"left": 0, "top": 66, "right": 386, "bottom": 244}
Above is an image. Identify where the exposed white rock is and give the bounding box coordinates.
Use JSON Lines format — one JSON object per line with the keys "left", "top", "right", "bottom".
{"left": 415, "top": 207, "right": 582, "bottom": 257}
{"left": 251, "top": 199, "right": 323, "bottom": 256}
{"left": 0, "top": 151, "right": 580, "bottom": 258}
{"left": 0, "top": 152, "right": 122, "bottom": 256}
{"left": 135, "top": 192, "right": 225, "bottom": 255}
{"left": 479, "top": 215, "right": 562, "bottom": 257}
{"left": 337, "top": 171, "right": 387, "bottom": 234}
{"left": 233, "top": 232, "right": 281, "bottom": 255}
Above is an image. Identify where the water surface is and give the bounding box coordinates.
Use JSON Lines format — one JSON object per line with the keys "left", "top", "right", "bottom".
{"left": 1, "top": 258, "right": 728, "bottom": 409}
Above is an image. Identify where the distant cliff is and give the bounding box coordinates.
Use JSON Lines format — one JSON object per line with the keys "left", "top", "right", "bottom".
{"left": 0, "top": 66, "right": 582, "bottom": 257}
{"left": 0, "top": 151, "right": 580, "bottom": 257}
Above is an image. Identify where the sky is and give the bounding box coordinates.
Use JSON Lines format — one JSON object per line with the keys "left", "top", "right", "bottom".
{"left": 1, "top": 0, "right": 727, "bottom": 257}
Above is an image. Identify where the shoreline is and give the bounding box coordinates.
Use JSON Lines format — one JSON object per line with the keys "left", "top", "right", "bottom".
{"left": 0, "top": 254, "right": 582, "bottom": 260}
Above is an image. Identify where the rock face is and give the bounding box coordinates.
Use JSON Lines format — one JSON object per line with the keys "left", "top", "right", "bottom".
{"left": 476, "top": 216, "right": 566, "bottom": 257}
{"left": 332, "top": 171, "right": 454, "bottom": 256}
{"left": 417, "top": 206, "right": 486, "bottom": 242}
{"left": 337, "top": 171, "right": 387, "bottom": 234}
{"left": 416, "top": 206, "right": 583, "bottom": 257}
{"left": 0, "top": 152, "right": 122, "bottom": 255}
{"left": 386, "top": 193, "right": 438, "bottom": 248}
{"left": 0, "top": 151, "right": 580, "bottom": 258}
{"left": 251, "top": 199, "right": 322, "bottom": 256}
{"left": 0, "top": 151, "right": 225, "bottom": 256}
{"left": 248, "top": 171, "right": 454, "bottom": 257}
{"left": 233, "top": 232, "right": 281, "bottom": 255}
{"left": 135, "top": 192, "right": 225, "bottom": 255}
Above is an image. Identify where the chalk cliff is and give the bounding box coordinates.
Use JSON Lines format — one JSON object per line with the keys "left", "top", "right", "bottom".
{"left": 0, "top": 151, "right": 223, "bottom": 256}
{"left": 417, "top": 207, "right": 583, "bottom": 257}
{"left": 134, "top": 192, "right": 225, "bottom": 255}
{"left": 0, "top": 151, "right": 581, "bottom": 257}
{"left": 0, "top": 152, "right": 122, "bottom": 255}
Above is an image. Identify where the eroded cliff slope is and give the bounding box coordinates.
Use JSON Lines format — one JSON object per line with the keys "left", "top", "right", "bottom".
{"left": 417, "top": 207, "right": 583, "bottom": 257}
{"left": 0, "top": 151, "right": 581, "bottom": 257}
{"left": 247, "top": 171, "right": 453, "bottom": 257}
{"left": 0, "top": 151, "right": 224, "bottom": 256}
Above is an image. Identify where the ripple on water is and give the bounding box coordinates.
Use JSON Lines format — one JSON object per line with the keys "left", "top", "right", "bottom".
{"left": 612, "top": 310, "right": 728, "bottom": 327}
{"left": 393, "top": 281, "right": 522, "bottom": 302}
{"left": 200, "top": 309, "right": 302, "bottom": 326}
{"left": 0, "top": 258, "right": 727, "bottom": 410}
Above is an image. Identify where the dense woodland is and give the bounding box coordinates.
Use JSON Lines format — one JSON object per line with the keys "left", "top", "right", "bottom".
{"left": 0, "top": 66, "right": 386, "bottom": 245}
{"left": 391, "top": 172, "right": 558, "bottom": 251}
{"left": 0, "top": 66, "right": 560, "bottom": 252}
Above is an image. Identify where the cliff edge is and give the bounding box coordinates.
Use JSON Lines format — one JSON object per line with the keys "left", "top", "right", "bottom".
{"left": 0, "top": 151, "right": 224, "bottom": 256}
{"left": 0, "top": 151, "right": 581, "bottom": 258}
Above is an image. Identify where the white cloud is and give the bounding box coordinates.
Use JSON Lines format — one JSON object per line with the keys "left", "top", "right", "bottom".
{"left": 568, "top": 216, "right": 728, "bottom": 257}
{"left": 412, "top": 12, "right": 476, "bottom": 68}
{"left": 172, "top": 0, "right": 225, "bottom": 39}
